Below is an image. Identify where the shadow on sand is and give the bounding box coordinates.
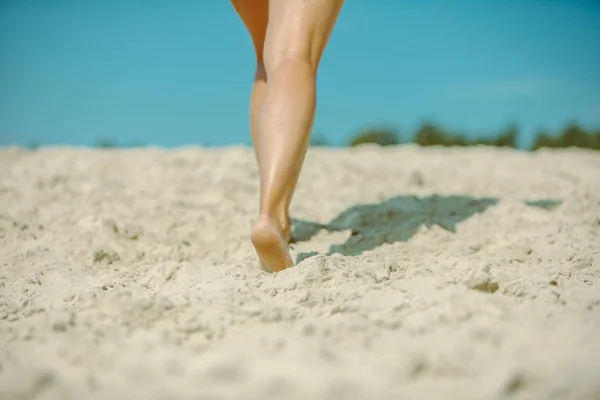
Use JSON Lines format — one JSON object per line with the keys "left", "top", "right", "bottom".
{"left": 291, "top": 194, "right": 562, "bottom": 263}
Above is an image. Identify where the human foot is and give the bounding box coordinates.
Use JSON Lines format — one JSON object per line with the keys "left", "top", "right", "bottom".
{"left": 251, "top": 216, "right": 294, "bottom": 272}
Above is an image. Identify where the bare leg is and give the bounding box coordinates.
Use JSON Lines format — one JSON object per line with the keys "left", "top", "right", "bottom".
{"left": 231, "top": 0, "right": 292, "bottom": 243}
{"left": 230, "top": 0, "right": 267, "bottom": 159}
{"left": 250, "top": 0, "right": 344, "bottom": 272}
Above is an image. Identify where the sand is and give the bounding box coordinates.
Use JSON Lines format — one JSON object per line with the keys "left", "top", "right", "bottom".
{"left": 0, "top": 144, "right": 599, "bottom": 400}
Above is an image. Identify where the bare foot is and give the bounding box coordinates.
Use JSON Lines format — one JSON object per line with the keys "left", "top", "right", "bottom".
{"left": 251, "top": 216, "right": 294, "bottom": 272}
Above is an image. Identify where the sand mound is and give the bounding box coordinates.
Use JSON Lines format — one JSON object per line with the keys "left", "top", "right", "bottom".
{"left": 1, "top": 145, "right": 599, "bottom": 399}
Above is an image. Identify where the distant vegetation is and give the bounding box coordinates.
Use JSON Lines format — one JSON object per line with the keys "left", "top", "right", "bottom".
{"left": 343, "top": 121, "right": 599, "bottom": 151}
{"left": 95, "top": 138, "right": 119, "bottom": 148}
{"left": 530, "top": 124, "right": 600, "bottom": 150}
{"left": 22, "top": 121, "right": 599, "bottom": 151}
{"left": 88, "top": 123, "right": 600, "bottom": 151}
{"left": 93, "top": 139, "right": 148, "bottom": 149}
{"left": 348, "top": 127, "right": 401, "bottom": 147}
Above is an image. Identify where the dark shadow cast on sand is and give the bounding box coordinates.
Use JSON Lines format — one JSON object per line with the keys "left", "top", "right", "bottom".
{"left": 291, "top": 195, "right": 562, "bottom": 263}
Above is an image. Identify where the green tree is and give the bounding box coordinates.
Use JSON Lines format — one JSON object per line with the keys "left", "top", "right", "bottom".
{"left": 533, "top": 123, "right": 600, "bottom": 150}
{"left": 94, "top": 138, "right": 118, "bottom": 148}
{"left": 532, "top": 131, "right": 557, "bottom": 150}
{"left": 560, "top": 123, "right": 594, "bottom": 148}
{"left": 414, "top": 122, "right": 468, "bottom": 146}
{"left": 348, "top": 127, "right": 399, "bottom": 147}
{"left": 493, "top": 124, "right": 518, "bottom": 148}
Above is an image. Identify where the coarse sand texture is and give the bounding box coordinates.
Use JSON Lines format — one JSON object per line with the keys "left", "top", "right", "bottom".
{"left": 1, "top": 145, "right": 599, "bottom": 399}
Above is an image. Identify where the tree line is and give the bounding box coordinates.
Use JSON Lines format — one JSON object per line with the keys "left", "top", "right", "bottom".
{"left": 313, "top": 121, "right": 600, "bottom": 151}
{"left": 24, "top": 120, "right": 597, "bottom": 150}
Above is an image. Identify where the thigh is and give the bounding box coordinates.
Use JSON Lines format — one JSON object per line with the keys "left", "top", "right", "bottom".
{"left": 263, "top": 0, "right": 344, "bottom": 72}
{"left": 231, "top": 0, "right": 269, "bottom": 60}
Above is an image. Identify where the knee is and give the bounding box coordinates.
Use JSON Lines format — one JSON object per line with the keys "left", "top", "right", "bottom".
{"left": 263, "top": 50, "right": 316, "bottom": 78}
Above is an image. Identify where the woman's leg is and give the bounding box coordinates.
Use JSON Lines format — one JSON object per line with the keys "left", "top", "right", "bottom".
{"left": 250, "top": 0, "right": 344, "bottom": 272}
{"left": 230, "top": 0, "right": 268, "bottom": 164}
{"left": 231, "top": 0, "right": 294, "bottom": 245}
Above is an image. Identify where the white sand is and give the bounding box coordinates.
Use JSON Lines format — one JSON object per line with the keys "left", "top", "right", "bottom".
{"left": 1, "top": 144, "right": 599, "bottom": 400}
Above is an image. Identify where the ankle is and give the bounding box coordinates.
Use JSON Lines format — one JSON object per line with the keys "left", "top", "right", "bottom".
{"left": 256, "top": 212, "right": 280, "bottom": 227}
{"left": 280, "top": 212, "right": 290, "bottom": 230}
{"left": 256, "top": 209, "right": 290, "bottom": 233}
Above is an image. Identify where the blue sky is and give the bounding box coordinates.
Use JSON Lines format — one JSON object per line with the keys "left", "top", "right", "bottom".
{"left": 1, "top": 0, "right": 599, "bottom": 149}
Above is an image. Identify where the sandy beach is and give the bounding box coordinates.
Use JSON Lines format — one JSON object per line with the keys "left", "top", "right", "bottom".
{"left": 1, "top": 144, "right": 599, "bottom": 400}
